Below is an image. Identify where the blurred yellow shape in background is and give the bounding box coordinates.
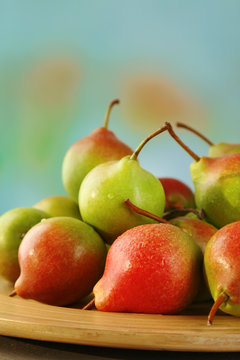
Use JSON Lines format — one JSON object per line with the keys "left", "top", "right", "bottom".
{"left": 121, "top": 73, "right": 206, "bottom": 133}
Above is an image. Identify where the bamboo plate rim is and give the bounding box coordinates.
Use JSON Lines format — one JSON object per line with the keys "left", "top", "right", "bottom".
{"left": 0, "top": 290, "right": 240, "bottom": 352}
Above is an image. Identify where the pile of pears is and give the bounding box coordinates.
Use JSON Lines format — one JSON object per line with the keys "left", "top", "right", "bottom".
{"left": 1, "top": 99, "right": 240, "bottom": 325}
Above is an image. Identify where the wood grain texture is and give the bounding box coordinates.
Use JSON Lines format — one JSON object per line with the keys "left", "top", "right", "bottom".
{"left": 0, "top": 278, "right": 240, "bottom": 352}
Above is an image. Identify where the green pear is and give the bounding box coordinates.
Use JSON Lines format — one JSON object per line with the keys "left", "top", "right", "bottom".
{"left": 0, "top": 207, "right": 50, "bottom": 282}
{"left": 204, "top": 221, "right": 240, "bottom": 325}
{"left": 165, "top": 122, "right": 240, "bottom": 229}
{"left": 62, "top": 99, "right": 133, "bottom": 201}
{"left": 177, "top": 122, "right": 240, "bottom": 157}
{"left": 34, "top": 195, "right": 81, "bottom": 219}
{"left": 79, "top": 125, "right": 168, "bottom": 244}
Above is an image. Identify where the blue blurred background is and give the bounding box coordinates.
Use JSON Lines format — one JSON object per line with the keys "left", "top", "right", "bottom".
{"left": 1, "top": 0, "right": 240, "bottom": 213}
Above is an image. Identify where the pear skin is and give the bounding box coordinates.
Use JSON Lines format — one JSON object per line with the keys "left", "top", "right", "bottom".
{"left": 204, "top": 221, "right": 240, "bottom": 320}
{"left": 0, "top": 207, "right": 50, "bottom": 282}
{"left": 176, "top": 122, "right": 240, "bottom": 158}
{"left": 165, "top": 123, "right": 240, "bottom": 228}
{"left": 170, "top": 216, "right": 217, "bottom": 254}
{"left": 93, "top": 223, "right": 202, "bottom": 314}
{"left": 14, "top": 217, "right": 107, "bottom": 306}
{"left": 190, "top": 154, "right": 240, "bottom": 228}
{"left": 159, "top": 177, "right": 195, "bottom": 211}
{"left": 62, "top": 127, "right": 133, "bottom": 201}
{"left": 79, "top": 156, "right": 165, "bottom": 243}
{"left": 62, "top": 100, "right": 132, "bottom": 201}
{"left": 34, "top": 195, "right": 81, "bottom": 219}
{"left": 209, "top": 143, "right": 240, "bottom": 158}
{"left": 170, "top": 216, "right": 217, "bottom": 302}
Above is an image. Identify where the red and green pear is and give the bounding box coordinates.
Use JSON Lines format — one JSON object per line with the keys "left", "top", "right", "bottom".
{"left": 165, "top": 122, "right": 240, "bottom": 228}
{"left": 170, "top": 216, "right": 217, "bottom": 254}
{"left": 13, "top": 217, "right": 107, "bottom": 306}
{"left": 0, "top": 207, "right": 49, "bottom": 283}
{"left": 204, "top": 221, "right": 240, "bottom": 325}
{"left": 79, "top": 125, "right": 168, "bottom": 244}
{"left": 159, "top": 177, "right": 195, "bottom": 211}
{"left": 171, "top": 216, "right": 217, "bottom": 302}
{"left": 62, "top": 99, "right": 133, "bottom": 201}
{"left": 177, "top": 122, "right": 240, "bottom": 158}
{"left": 190, "top": 154, "right": 240, "bottom": 228}
{"left": 209, "top": 143, "right": 240, "bottom": 158}
{"left": 34, "top": 195, "right": 81, "bottom": 219}
{"left": 93, "top": 223, "right": 202, "bottom": 314}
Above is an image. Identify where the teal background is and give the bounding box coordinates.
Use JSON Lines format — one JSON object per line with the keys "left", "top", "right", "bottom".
{"left": 1, "top": 0, "right": 240, "bottom": 213}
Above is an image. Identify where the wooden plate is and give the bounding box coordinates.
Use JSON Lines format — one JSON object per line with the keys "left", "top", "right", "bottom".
{"left": 0, "top": 278, "right": 240, "bottom": 352}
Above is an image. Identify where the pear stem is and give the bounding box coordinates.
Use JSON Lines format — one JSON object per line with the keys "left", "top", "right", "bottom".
{"left": 165, "top": 122, "right": 200, "bottom": 162}
{"left": 163, "top": 207, "right": 206, "bottom": 221}
{"left": 176, "top": 122, "right": 214, "bottom": 146}
{"left": 124, "top": 199, "right": 169, "bottom": 223}
{"left": 130, "top": 124, "right": 169, "bottom": 161}
{"left": 82, "top": 297, "right": 95, "bottom": 310}
{"left": 207, "top": 292, "right": 229, "bottom": 326}
{"left": 103, "top": 99, "right": 120, "bottom": 129}
{"left": 9, "top": 289, "right": 17, "bottom": 297}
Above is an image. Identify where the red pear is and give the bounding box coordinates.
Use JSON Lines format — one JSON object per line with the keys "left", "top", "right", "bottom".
{"left": 93, "top": 223, "right": 202, "bottom": 314}
{"left": 159, "top": 177, "right": 195, "bottom": 211}
{"left": 123, "top": 199, "right": 215, "bottom": 303}
{"left": 13, "top": 217, "right": 106, "bottom": 306}
{"left": 204, "top": 221, "right": 240, "bottom": 324}
{"left": 170, "top": 216, "right": 217, "bottom": 302}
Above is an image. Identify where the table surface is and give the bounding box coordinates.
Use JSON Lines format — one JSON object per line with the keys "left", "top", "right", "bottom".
{"left": 0, "top": 336, "right": 240, "bottom": 360}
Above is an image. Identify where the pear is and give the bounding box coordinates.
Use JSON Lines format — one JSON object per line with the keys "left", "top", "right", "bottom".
{"left": 0, "top": 207, "right": 49, "bottom": 282}
{"left": 170, "top": 216, "right": 217, "bottom": 254}
{"left": 158, "top": 177, "right": 195, "bottom": 211}
{"left": 204, "top": 221, "right": 240, "bottom": 325}
{"left": 62, "top": 99, "right": 133, "bottom": 201}
{"left": 177, "top": 122, "right": 240, "bottom": 157}
{"left": 79, "top": 125, "right": 168, "bottom": 244}
{"left": 165, "top": 122, "right": 240, "bottom": 228}
{"left": 124, "top": 199, "right": 215, "bottom": 302}
{"left": 209, "top": 143, "right": 240, "bottom": 158}
{"left": 34, "top": 195, "right": 81, "bottom": 219}
{"left": 171, "top": 216, "right": 217, "bottom": 303}
{"left": 190, "top": 154, "right": 240, "bottom": 227}
{"left": 93, "top": 223, "right": 202, "bottom": 314}
{"left": 12, "top": 217, "right": 107, "bottom": 306}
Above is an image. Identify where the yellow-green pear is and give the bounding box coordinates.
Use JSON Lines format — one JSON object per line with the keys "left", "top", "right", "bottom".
{"left": 34, "top": 195, "right": 81, "bottom": 219}
{"left": 177, "top": 122, "right": 240, "bottom": 157}
{"left": 79, "top": 125, "right": 168, "bottom": 244}
{"left": 62, "top": 99, "right": 133, "bottom": 201}
{"left": 0, "top": 207, "right": 49, "bottom": 282}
